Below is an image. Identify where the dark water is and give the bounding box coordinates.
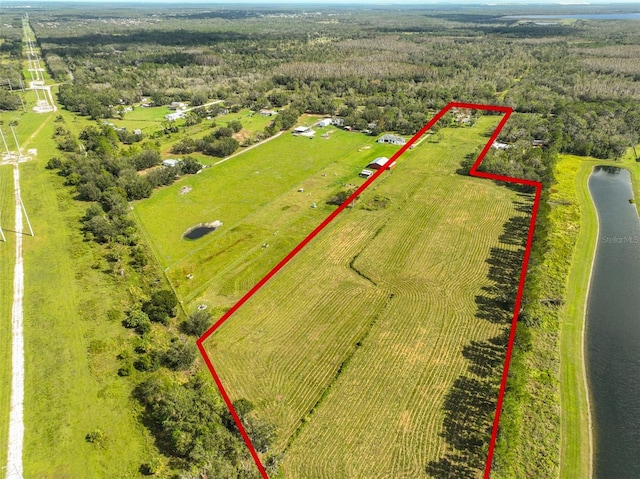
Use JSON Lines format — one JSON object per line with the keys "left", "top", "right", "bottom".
{"left": 183, "top": 226, "right": 217, "bottom": 240}
{"left": 586, "top": 166, "right": 640, "bottom": 479}
{"left": 503, "top": 13, "right": 640, "bottom": 20}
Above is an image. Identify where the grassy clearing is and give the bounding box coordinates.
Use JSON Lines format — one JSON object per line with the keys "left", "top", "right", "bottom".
{"left": 20, "top": 157, "right": 156, "bottom": 477}
{"left": 216, "top": 108, "right": 276, "bottom": 132}
{"left": 202, "top": 117, "right": 524, "bottom": 476}
{"left": 134, "top": 127, "right": 397, "bottom": 307}
{"left": 556, "top": 155, "right": 599, "bottom": 479}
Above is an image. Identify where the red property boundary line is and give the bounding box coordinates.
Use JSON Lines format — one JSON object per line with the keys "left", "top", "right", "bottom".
{"left": 196, "top": 101, "right": 542, "bottom": 479}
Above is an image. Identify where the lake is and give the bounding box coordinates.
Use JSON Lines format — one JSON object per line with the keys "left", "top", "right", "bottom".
{"left": 503, "top": 13, "right": 640, "bottom": 20}
{"left": 586, "top": 166, "right": 640, "bottom": 478}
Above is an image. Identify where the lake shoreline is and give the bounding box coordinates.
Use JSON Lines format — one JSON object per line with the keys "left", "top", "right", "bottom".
{"left": 584, "top": 165, "right": 640, "bottom": 477}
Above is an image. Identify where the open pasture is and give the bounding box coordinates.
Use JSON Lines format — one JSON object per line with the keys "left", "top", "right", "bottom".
{"left": 133, "top": 127, "right": 397, "bottom": 306}
{"left": 202, "top": 116, "right": 530, "bottom": 477}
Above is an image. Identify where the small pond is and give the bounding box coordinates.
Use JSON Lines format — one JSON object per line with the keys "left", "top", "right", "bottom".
{"left": 182, "top": 221, "right": 222, "bottom": 240}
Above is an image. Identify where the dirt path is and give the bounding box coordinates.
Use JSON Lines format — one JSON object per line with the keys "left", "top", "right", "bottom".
{"left": 6, "top": 163, "right": 25, "bottom": 479}
{"left": 23, "top": 114, "right": 53, "bottom": 151}
{"left": 213, "top": 130, "right": 284, "bottom": 166}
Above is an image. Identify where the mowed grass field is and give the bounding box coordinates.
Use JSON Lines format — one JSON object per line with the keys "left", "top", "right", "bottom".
{"left": 133, "top": 126, "right": 398, "bottom": 307}
{"left": 201, "top": 116, "right": 530, "bottom": 477}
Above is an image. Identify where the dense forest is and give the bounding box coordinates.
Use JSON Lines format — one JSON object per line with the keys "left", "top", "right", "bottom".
{"left": 3, "top": 4, "right": 640, "bottom": 478}
{"left": 10, "top": 5, "right": 639, "bottom": 160}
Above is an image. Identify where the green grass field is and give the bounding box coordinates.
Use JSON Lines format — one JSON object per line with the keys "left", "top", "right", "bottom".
{"left": 134, "top": 126, "right": 398, "bottom": 307}
{"left": 197, "top": 117, "right": 528, "bottom": 477}
{"left": 556, "top": 155, "right": 599, "bottom": 479}
{"left": 216, "top": 108, "right": 277, "bottom": 132}
{"left": 19, "top": 157, "right": 157, "bottom": 477}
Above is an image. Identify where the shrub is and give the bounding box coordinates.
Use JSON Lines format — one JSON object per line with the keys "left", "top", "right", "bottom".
{"left": 85, "top": 429, "right": 108, "bottom": 447}
{"left": 162, "top": 338, "right": 198, "bottom": 371}
{"left": 124, "top": 307, "right": 152, "bottom": 336}
{"left": 181, "top": 309, "right": 212, "bottom": 337}
{"left": 143, "top": 290, "right": 178, "bottom": 325}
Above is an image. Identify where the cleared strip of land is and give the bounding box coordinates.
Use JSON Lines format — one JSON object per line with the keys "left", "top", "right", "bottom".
{"left": 204, "top": 117, "right": 530, "bottom": 477}
{"left": 557, "top": 155, "right": 597, "bottom": 479}
{"left": 7, "top": 163, "right": 25, "bottom": 479}
{"left": 0, "top": 165, "right": 16, "bottom": 473}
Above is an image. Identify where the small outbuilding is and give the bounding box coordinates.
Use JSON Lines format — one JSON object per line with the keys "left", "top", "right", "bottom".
{"left": 492, "top": 141, "right": 510, "bottom": 150}
{"left": 293, "top": 126, "right": 315, "bottom": 137}
{"left": 367, "top": 157, "right": 396, "bottom": 170}
{"left": 163, "top": 159, "right": 182, "bottom": 167}
{"left": 359, "top": 169, "right": 374, "bottom": 178}
{"left": 317, "top": 118, "right": 332, "bottom": 127}
{"left": 165, "top": 112, "right": 184, "bottom": 122}
{"left": 259, "top": 109, "right": 277, "bottom": 116}
{"left": 377, "top": 134, "right": 406, "bottom": 145}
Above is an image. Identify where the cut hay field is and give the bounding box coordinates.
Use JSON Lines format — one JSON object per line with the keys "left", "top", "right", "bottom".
{"left": 133, "top": 127, "right": 398, "bottom": 307}
{"left": 200, "top": 116, "right": 531, "bottom": 477}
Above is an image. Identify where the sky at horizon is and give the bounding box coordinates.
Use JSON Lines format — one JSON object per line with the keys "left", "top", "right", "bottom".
{"left": 3, "top": 0, "right": 640, "bottom": 4}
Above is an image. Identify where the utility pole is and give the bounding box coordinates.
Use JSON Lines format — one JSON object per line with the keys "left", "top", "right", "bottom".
{"left": 0, "top": 127, "right": 11, "bottom": 155}
{"left": 0, "top": 212, "right": 6, "bottom": 242}
{"left": 10, "top": 126, "right": 23, "bottom": 158}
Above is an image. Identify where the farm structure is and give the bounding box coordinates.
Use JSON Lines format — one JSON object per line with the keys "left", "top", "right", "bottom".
{"left": 367, "top": 156, "right": 395, "bottom": 170}
{"left": 358, "top": 169, "right": 373, "bottom": 178}
{"left": 492, "top": 141, "right": 510, "bottom": 150}
{"left": 165, "top": 111, "right": 183, "bottom": 122}
{"left": 377, "top": 133, "right": 406, "bottom": 145}
{"left": 259, "top": 109, "right": 277, "bottom": 116}
{"left": 317, "top": 118, "right": 332, "bottom": 127}
{"left": 293, "top": 126, "right": 315, "bottom": 137}
{"left": 162, "top": 159, "right": 182, "bottom": 167}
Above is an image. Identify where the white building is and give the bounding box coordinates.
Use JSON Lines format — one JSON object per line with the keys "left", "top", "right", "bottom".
{"left": 163, "top": 159, "right": 182, "bottom": 167}
{"left": 377, "top": 134, "right": 406, "bottom": 145}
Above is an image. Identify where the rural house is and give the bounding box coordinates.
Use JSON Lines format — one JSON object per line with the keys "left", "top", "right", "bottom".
{"left": 377, "top": 134, "right": 406, "bottom": 145}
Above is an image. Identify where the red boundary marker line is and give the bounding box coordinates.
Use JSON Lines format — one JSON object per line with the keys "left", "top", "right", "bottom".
{"left": 196, "top": 102, "right": 542, "bottom": 478}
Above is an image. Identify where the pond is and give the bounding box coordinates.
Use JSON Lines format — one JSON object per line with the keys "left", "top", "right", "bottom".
{"left": 586, "top": 166, "right": 640, "bottom": 478}
{"left": 182, "top": 220, "right": 223, "bottom": 240}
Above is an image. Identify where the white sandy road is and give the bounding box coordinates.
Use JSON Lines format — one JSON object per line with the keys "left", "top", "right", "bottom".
{"left": 6, "top": 163, "right": 25, "bottom": 479}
